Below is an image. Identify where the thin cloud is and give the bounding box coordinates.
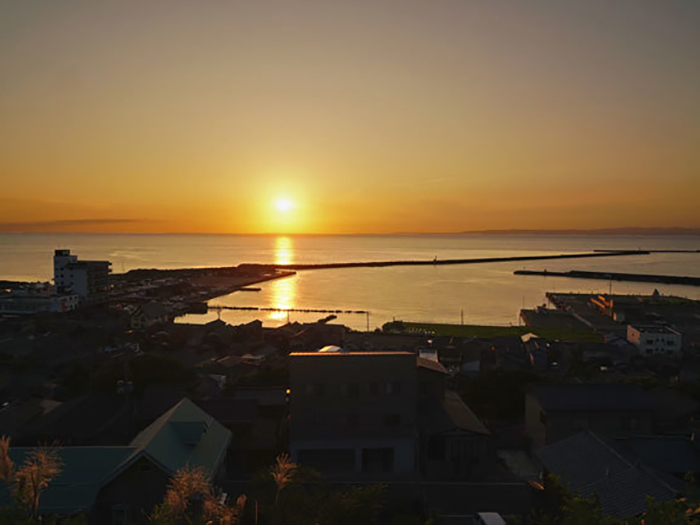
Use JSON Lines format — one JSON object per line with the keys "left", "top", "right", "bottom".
{"left": 0, "top": 219, "right": 151, "bottom": 232}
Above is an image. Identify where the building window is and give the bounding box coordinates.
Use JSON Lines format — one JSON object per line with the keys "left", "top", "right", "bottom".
{"left": 112, "top": 504, "right": 128, "bottom": 525}
{"left": 313, "top": 413, "right": 329, "bottom": 425}
{"left": 386, "top": 382, "right": 402, "bottom": 395}
{"left": 573, "top": 418, "right": 589, "bottom": 431}
{"left": 624, "top": 417, "right": 640, "bottom": 430}
{"left": 340, "top": 383, "right": 360, "bottom": 397}
{"left": 362, "top": 448, "right": 394, "bottom": 473}
{"left": 304, "top": 383, "right": 324, "bottom": 397}
{"left": 385, "top": 414, "right": 400, "bottom": 426}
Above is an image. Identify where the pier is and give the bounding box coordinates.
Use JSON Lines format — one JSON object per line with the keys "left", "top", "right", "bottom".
{"left": 209, "top": 305, "right": 370, "bottom": 315}
{"left": 514, "top": 269, "right": 700, "bottom": 286}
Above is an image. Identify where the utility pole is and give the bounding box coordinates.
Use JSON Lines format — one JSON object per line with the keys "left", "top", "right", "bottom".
{"left": 366, "top": 312, "right": 370, "bottom": 332}
{"left": 460, "top": 309, "right": 464, "bottom": 325}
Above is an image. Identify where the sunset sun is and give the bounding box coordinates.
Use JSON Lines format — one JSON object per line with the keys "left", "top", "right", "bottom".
{"left": 275, "top": 198, "right": 294, "bottom": 213}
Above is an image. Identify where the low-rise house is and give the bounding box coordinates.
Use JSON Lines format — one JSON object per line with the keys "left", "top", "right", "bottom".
{"left": 627, "top": 324, "right": 682, "bottom": 358}
{"left": 526, "top": 384, "right": 652, "bottom": 449}
{"left": 536, "top": 431, "right": 681, "bottom": 519}
{"left": 2, "top": 398, "right": 232, "bottom": 524}
{"left": 231, "top": 387, "right": 287, "bottom": 407}
{"left": 618, "top": 434, "right": 700, "bottom": 479}
{"left": 17, "top": 393, "right": 132, "bottom": 446}
{"left": 419, "top": 391, "right": 491, "bottom": 480}
{"left": 489, "top": 337, "right": 528, "bottom": 371}
{"left": 647, "top": 387, "right": 700, "bottom": 433}
{"left": 0, "top": 398, "right": 58, "bottom": 440}
{"left": 440, "top": 338, "right": 488, "bottom": 373}
{"left": 578, "top": 341, "right": 633, "bottom": 366}
{"left": 416, "top": 357, "right": 493, "bottom": 479}
{"left": 196, "top": 398, "right": 279, "bottom": 471}
{"left": 0, "top": 284, "right": 79, "bottom": 314}
{"left": 130, "top": 303, "right": 170, "bottom": 330}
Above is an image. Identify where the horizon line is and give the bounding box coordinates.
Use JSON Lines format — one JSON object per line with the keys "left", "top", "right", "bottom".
{"left": 1, "top": 227, "right": 700, "bottom": 236}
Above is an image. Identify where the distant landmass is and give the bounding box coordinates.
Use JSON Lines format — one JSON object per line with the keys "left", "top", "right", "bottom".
{"left": 463, "top": 228, "right": 700, "bottom": 236}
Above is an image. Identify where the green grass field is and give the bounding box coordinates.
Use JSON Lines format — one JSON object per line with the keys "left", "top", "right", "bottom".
{"left": 402, "top": 322, "right": 603, "bottom": 342}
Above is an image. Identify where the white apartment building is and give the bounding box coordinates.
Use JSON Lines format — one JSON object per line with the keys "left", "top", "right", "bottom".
{"left": 627, "top": 324, "right": 682, "bottom": 358}
{"left": 54, "top": 249, "right": 111, "bottom": 300}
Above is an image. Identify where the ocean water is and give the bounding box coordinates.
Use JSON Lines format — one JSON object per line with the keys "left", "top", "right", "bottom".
{"left": 1, "top": 233, "right": 699, "bottom": 330}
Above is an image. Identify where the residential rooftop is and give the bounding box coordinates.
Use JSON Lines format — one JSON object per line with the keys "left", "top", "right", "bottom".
{"left": 290, "top": 351, "right": 414, "bottom": 357}
{"left": 629, "top": 325, "right": 680, "bottom": 334}
{"left": 537, "top": 431, "right": 680, "bottom": 518}
{"left": 532, "top": 384, "right": 651, "bottom": 412}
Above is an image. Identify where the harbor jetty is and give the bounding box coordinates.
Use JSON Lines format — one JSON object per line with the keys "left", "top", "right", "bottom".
{"left": 239, "top": 250, "right": 649, "bottom": 271}
{"left": 594, "top": 249, "right": 700, "bottom": 254}
{"left": 514, "top": 269, "right": 700, "bottom": 287}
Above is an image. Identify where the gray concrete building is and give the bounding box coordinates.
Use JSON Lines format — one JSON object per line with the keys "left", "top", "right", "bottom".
{"left": 289, "top": 350, "right": 418, "bottom": 475}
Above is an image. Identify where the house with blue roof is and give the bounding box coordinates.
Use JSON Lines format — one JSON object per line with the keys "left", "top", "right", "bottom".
{"left": 1, "top": 398, "right": 232, "bottom": 524}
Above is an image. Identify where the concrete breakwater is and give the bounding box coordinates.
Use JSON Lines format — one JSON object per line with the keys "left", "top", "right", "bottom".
{"left": 514, "top": 269, "right": 700, "bottom": 286}
{"left": 209, "top": 305, "right": 369, "bottom": 314}
{"left": 239, "top": 250, "right": 648, "bottom": 271}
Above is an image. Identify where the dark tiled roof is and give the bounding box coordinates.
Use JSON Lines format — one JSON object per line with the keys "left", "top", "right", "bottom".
{"left": 532, "top": 384, "right": 650, "bottom": 412}
{"left": 619, "top": 435, "right": 700, "bottom": 474}
{"left": 536, "top": 431, "right": 679, "bottom": 518}
{"left": 18, "top": 393, "right": 130, "bottom": 445}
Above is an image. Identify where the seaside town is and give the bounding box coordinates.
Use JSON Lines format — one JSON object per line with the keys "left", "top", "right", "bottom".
{"left": 3, "top": 0, "right": 700, "bottom": 522}
{"left": 1, "top": 249, "right": 700, "bottom": 524}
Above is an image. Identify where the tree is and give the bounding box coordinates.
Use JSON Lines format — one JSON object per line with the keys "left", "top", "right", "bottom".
{"left": 269, "top": 453, "right": 297, "bottom": 505}
{"left": 639, "top": 496, "right": 697, "bottom": 525}
{"left": 149, "top": 465, "right": 245, "bottom": 525}
{"left": 534, "top": 474, "right": 700, "bottom": 524}
{"left": 248, "top": 456, "right": 390, "bottom": 525}
{"left": 533, "top": 474, "right": 622, "bottom": 525}
{"left": 0, "top": 435, "right": 64, "bottom": 523}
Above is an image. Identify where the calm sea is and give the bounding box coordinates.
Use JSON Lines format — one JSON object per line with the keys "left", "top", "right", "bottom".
{"left": 1, "top": 233, "right": 699, "bottom": 330}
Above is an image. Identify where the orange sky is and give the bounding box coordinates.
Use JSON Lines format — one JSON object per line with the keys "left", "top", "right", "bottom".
{"left": 1, "top": 1, "right": 699, "bottom": 234}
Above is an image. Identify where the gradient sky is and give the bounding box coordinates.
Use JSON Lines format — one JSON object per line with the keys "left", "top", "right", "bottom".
{"left": 1, "top": 0, "right": 699, "bottom": 234}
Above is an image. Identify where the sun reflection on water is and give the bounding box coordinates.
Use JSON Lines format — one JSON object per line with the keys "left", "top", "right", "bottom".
{"left": 269, "top": 236, "right": 296, "bottom": 322}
